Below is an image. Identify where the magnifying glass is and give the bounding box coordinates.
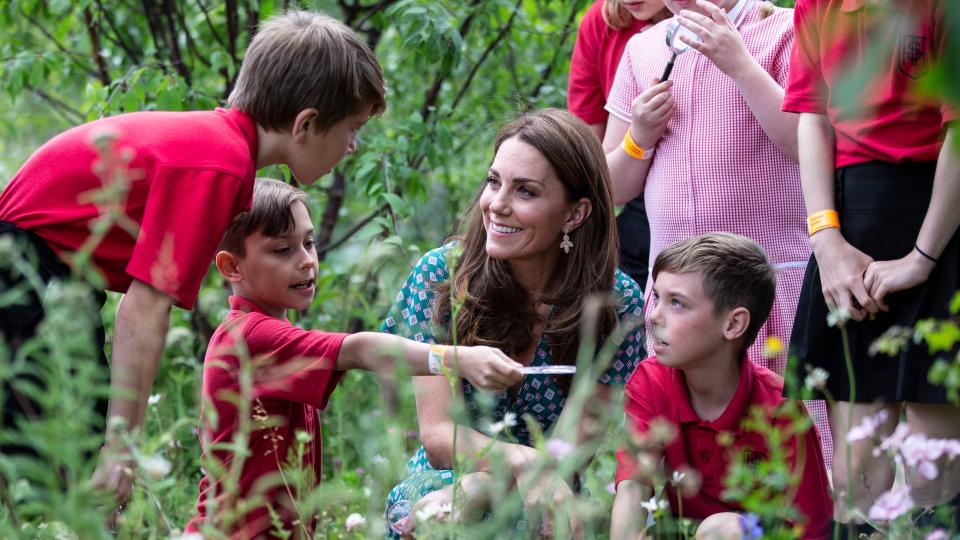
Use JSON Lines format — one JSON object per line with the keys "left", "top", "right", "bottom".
{"left": 660, "top": 19, "right": 693, "bottom": 81}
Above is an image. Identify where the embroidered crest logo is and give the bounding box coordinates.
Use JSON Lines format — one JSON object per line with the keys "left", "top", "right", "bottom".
{"left": 898, "top": 34, "right": 928, "bottom": 79}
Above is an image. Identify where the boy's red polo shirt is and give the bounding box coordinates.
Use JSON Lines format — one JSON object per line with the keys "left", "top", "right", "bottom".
{"left": 0, "top": 108, "right": 257, "bottom": 309}
{"left": 186, "top": 295, "right": 347, "bottom": 538}
{"left": 616, "top": 357, "right": 831, "bottom": 540}
{"left": 782, "top": 0, "right": 955, "bottom": 168}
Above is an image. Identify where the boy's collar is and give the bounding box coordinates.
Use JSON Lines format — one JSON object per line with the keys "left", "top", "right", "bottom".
{"left": 671, "top": 355, "right": 755, "bottom": 434}
{"left": 228, "top": 294, "right": 283, "bottom": 319}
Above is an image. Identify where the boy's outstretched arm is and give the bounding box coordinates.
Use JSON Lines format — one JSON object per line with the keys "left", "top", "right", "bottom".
{"left": 91, "top": 279, "right": 174, "bottom": 505}
{"left": 611, "top": 479, "right": 651, "bottom": 540}
{"left": 337, "top": 332, "right": 523, "bottom": 392}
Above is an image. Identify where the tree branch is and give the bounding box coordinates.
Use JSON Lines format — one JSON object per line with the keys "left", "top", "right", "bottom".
{"left": 25, "top": 13, "right": 98, "bottom": 79}
{"left": 94, "top": 0, "right": 144, "bottom": 64}
{"left": 315, "top": 203, "right": 389, "bottom": 260}
{"left": 528, "top": 1, "right": 581, "bottom": 101}
{"left": 449, "top": 0, "right": 523, "bottom": 112}
{"left": 25, "top": 83, "right": 85, "bottom": 124}
{"left": 83, "top": 7, "right": 112, "bottom": 86}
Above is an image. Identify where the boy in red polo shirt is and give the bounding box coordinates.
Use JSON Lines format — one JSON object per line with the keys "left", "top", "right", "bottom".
{"left": 185, "top": 178, "right": 523, "bottom": 538}
{"left": 610, "top": 233, "right": 831, "bottom": 540}
{"left": 0, "top": 11, "right": 386, "bottom": 507}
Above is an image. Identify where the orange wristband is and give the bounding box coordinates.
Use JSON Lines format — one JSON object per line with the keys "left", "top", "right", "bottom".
{"left": 622, "top": 130, "right": 654, "bottom": 161}
{"left": 807, "top": 209, "right": 840, "bottom": 237}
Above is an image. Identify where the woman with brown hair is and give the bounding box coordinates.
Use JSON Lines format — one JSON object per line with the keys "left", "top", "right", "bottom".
{"left": 382, "top": 109, "right": 645, "bottom": 537}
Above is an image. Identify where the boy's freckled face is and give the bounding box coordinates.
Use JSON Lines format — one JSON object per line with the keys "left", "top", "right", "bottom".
{"left": 648, "top": 271, "right": 728, "bottom": 368}
{"left": 289, "top": 105, "right": 373, "bottom": 185}
{"left": 233, "top": 201, "right": 318, "bottom": 318}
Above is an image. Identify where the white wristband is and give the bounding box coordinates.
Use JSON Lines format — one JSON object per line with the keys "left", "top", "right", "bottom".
{"left": 428, "top": 345, "right": 446, "bottom": 374}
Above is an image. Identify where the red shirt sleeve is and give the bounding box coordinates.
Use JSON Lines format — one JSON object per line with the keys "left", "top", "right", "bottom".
{"left": 241, "top": 316, "right": 348, "bottom": 410}
{"left": 784, "top": 408, "right": 833, "bottom": 540}
{"left": 782, "top": 0, "right": 828, "bottom": 114}
{"left": 126, "top": 167, "right": 252, "bottom": 309}
{"left": 616, "top": 366, "right": 657, "bottom": 485}
{"left": 568, "top": 2, "right": 608, "bottom": 125}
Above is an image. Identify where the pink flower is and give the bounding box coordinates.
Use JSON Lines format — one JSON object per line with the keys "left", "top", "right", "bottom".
{"left": 925, "top": 529, "right": 949, "bottom": 540}
{"left": 847, "top": 410, "right": 889, "bottom": 443}
{"left": 606, "top": 482, "right": 616, "bottom": 495}
{"left": 867, "top": 487, "right": 914, "bottom": 521}
{"left": 546, "top": 438, "right": 575, "bottom": 460}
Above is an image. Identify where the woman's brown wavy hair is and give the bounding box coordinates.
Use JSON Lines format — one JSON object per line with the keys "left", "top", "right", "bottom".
{"left": 432, "top": 109, "right": 619, "bottom": 369}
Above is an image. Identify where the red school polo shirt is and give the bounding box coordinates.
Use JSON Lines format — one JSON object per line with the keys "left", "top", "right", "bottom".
{"left": 0, "top": 108, "right": 257, "bottom": 309}
{"left": 616, "top": 357, "right": 831, "bottom": 540}
{"left": 782, "top": 0, "right": 956, "bottom": 168}
{"left": 568, "top": 0, "right": 656, "bottom": 125}
{"left": 186, "top": 295, "right": 347, "bottom": 538}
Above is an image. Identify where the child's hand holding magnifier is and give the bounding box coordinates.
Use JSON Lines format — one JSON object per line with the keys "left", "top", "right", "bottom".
{"left": 675, "top": 0, "right": 755, "bottom": 79}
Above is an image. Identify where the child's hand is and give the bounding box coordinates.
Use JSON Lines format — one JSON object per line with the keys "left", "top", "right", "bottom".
{"left": 810, "top": 229, "right": 879, "bottom": 321}
{"left": 454, "top": 345, "right": 523, "bottom": 392}
{"left": 677, "top": 0, "right": 755, "bottom": 80}
{"left": 629, "top": 79, "right": 674, "bottom": 149}
{"left": 863, "top": 250, "right": 936, "bottom": 312}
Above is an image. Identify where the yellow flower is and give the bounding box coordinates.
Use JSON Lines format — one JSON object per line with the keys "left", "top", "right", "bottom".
{"left": 762, "top": 336, "right": 785, "bottom": 358}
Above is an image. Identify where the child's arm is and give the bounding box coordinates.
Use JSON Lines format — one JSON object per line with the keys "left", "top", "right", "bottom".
{"left": 675, "top": 0, "right": 799, "bottom": 161}
{"left": 610, "top": 479, "right": 653, "bottom": 540}
{"left": 800, "top": 112, "right": 879, "bottom": 321}
{"left": 337, "top": 332, "right": 523, "bottom": 393}
{"left": 92, "top": 279, "right": 175, "bottom": 504}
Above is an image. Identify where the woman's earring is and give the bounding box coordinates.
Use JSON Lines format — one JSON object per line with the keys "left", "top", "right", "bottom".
{"left": 560, "top": 232, "right": 573, "bottom": 254}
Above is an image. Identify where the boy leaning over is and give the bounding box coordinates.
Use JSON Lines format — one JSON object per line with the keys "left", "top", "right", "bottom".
{"left": 0, "top": 10, "right": 382, "bottom": 505}
{"left": 185, "top": 178, "right": 522, "bottom": 538}
{"left": 610, "top": 233, "right": 831, "bottom": 539}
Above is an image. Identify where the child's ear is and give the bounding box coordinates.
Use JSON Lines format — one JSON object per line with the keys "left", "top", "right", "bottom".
{"left": 216, "top": 250, "right": 244, "bottom": 284}
{"left": 563, "top": 197, "right": 593, "bottom": 233}
{"left": 722, "top": 307, "right": 750, "bottom": 342}
{"left": 292, "top": 108, "right": 320, "bottom": 142}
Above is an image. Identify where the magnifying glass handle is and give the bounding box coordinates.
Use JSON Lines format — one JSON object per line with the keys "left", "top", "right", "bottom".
{"left": 660, "top": 53, "right": 677, "bottom": 81}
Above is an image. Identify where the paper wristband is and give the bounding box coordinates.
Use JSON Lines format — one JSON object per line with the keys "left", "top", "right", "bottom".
{"left": 428, "top": 345, "right": 446, "bottom": 374}
{"left": 807, "top": 209, "right": 840, "bottom": 237}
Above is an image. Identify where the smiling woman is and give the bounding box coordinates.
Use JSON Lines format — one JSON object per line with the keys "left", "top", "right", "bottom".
{"left": 381, "top": 109, "right": 647, "bottom": 537}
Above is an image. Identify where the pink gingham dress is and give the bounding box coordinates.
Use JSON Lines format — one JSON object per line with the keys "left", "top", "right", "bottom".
{"left": 606, "top": 2, "right": 832, "bottom": 467}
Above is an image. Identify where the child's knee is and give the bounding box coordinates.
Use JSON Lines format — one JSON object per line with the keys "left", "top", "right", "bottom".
{"left": 909, "top": 467, "right": 960, "bottom": 507}
{"left": 695, "top": 512, "right": 742, "bottom": 540}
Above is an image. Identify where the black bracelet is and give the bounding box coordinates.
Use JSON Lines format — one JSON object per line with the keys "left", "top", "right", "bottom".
{"left": 914, "top": 244, "right": 939, "bottom": 264}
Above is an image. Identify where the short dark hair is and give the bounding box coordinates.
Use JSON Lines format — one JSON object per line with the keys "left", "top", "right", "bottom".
{"left": 219, "top": 178, "right": 310, "bottom": 256}
{"left": 228, "top": 10, "right": 386, "bottom": 132}
{"left": 652, "top": 232, "right": 776, "bottom": 351}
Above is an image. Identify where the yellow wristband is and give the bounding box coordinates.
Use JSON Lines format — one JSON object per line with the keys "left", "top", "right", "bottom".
{"left": 807, "top": 209, "right": 840, "bottom": 237}
{"left": 428, "top": 345, "right": 446, "bottom": 374}
{"left": 622, "top": 130, "right": 654, "bottom": 161}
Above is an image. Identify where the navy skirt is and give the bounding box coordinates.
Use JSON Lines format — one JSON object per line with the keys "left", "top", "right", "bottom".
{"left": 789, "top": 161, "right": 958, "bottom": 403}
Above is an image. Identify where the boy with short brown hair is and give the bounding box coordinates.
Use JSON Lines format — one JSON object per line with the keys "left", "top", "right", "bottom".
{"left": 0, "top": 10, "right": 385, "bottom": 506}
{"left": 186, "top": 178, "right": 522, "bottom": 537}
{"left": 611, "top": 232, "right": 831, "bottom": 540}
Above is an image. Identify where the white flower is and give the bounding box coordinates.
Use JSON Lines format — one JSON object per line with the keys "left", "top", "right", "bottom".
{"left": 639, "top": 496, "right": 667, "bottom": 513}
{"left": 148, "top": 393, "right": 162, "bottom": 406}
{"left": 877, "top": 423, "right": 911, "bottom": 454}
{"left": 670, "top": 470, "right": 686, "bottom": 486}
{"left": 606, "top": 482, "right": 616, "bottom": 495}
{"left": 546, "top": 438, "right": 574, "bottom": 460}
{"left": 177, "top": 534, "right": 204, "bottom": 540}
{"left": 925, "top": 529, "right": 949, "bottom": 540}
{"left": 139, "top": 453, "right": 171, "bottom": 480}
{"left": 344, "top": 513, "right": 366, "bottom": 532}
{"left": 487, "top": 412, "right": 518, "bottom": 435}
{"left": 804, "top": 368, "right": 829, "bottom": 391}
{"left": 847, "top": 410, "right": 889, "bottom": 443}
{"left": 415, "top": 501, "right": 452, "bottom": 523}
{"left": 826, "top": 308, "right": 851, "bottom": 327}
{"left": 867, "top": 486, "right": 914, "bottom": 521}
{"left": 371, "top": 454, "right": 388, "bottom": 466}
